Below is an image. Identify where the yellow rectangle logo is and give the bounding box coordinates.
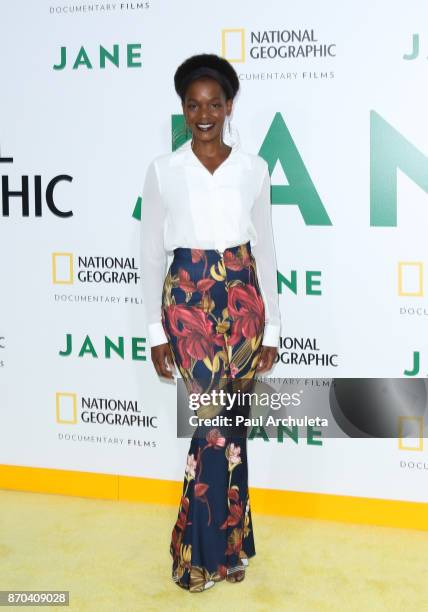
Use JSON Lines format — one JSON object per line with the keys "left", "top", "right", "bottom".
{"left": 56, "top": 392, "right": 77, "bottom": 424}
{"left": 221, "top": 28, "right": 245, "bottom": 62}
{"left": 52, "top": 253, "right": 74, "bottom": 284}
{"left": 398, "top": 415, "right": 424, "bottom": 451}
{"left": 397, "top": 262, "right": 424, "bottom": 296}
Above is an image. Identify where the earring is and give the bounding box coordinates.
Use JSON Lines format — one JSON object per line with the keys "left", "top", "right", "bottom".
{"left": 223, "top": 115, "right": 232, "bottom": 140}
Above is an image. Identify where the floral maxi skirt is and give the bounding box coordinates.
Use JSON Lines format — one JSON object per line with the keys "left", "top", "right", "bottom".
{"left": 161, "top": 241, "right": 265, "bottom": 592}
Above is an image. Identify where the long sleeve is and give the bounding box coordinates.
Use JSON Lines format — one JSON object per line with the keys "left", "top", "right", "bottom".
{"left": 140, "top": 159, "right": 169, "bottom": 347}
{"left": 251, "top": 160, "right": 282, "bottom": 348}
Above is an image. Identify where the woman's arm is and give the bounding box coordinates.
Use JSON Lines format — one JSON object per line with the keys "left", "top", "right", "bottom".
{"left": 140, "top": 159, "right": 169, "bottom": 347}
{"left": 251, "top": 159, "right": 282, "bottom": 348}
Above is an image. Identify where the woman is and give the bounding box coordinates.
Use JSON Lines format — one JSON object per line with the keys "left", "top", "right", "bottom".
{"left": 141, "top": 53, "right": 281, "bottom": 592}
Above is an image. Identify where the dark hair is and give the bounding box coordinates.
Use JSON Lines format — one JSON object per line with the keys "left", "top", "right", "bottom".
{"left": 174, "top": 53, "right": 240, "bottom": 103}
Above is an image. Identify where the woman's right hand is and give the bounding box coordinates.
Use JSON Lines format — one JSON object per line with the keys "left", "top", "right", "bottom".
{"left": 151, "top": 343, "right": 176, "bottom": 379}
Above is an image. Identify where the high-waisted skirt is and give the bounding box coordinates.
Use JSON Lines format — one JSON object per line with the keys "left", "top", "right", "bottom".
{"left": 161, "top": 240, "right": 265, "bottom": 592}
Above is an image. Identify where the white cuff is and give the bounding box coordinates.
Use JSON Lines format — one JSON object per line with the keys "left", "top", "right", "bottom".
{"left": 262, "top": 323, "right": 281, "bottom": 348}
{"left": 148, "top": 322, "right": 169, "bottom": 348}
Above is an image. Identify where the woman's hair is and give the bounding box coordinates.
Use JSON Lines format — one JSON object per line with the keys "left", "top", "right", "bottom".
{"left": 174, "top": 53, "right": 240, "bottom": 103}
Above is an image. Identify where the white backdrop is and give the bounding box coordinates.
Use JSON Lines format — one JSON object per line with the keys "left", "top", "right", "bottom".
{"left": 1, "top": 0, "right": 427, "bottom": 504}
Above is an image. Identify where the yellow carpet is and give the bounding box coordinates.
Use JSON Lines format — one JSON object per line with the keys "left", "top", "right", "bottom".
{"left": 1, "top": 489, "right": 427, "bottom": 611}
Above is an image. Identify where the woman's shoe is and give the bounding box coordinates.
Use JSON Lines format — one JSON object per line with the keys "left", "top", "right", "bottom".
{"left": 203, "top": 580, "right": 215, "bottom": 590}
{"left": 173, "top": 577, "right": 216, "bottom": 592}
{"left": 225, "top": 562, "right": 245, "bottom": 583}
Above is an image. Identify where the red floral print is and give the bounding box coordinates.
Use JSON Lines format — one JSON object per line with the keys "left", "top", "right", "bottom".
{"left": 167, "top": 304, "right": 225, "bottom": 369}
{"left": 223, "top": 248, "right": 251, "bottom": 271}
{"left": 206, "top": 428, "right": 226, "bottom": 448}
{"left": 227, "top": 284, "right": 265, "bottom": 345}
{"left": 178, "top": 268, "right": 216, "bottom": 294}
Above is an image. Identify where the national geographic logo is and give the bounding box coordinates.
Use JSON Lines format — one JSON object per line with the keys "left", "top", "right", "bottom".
{"left": 398, "top": 415, "right": 424, "bottom": 451}
{"left": 398, "top": 261, "right": 424, "bottom": 297}
{"left": 0, "top": 149, "right": 73, "bottom": 218}
{"left": 276, "top": 337, "right": 339, "bottom": 367}
{"left": 53, "top": 43, "right": 143, "bottom": 70}
{"left": 52, "top": 253, "right": 141, "bottom": 285}
{"left": 221, "top": 28, "right": 336, "bottom": 62}
{"left": 397, "top": 261, "right": 427, "bottom": 318}
{"left": 55, "top": 392, "right": 157, "bottom": 427}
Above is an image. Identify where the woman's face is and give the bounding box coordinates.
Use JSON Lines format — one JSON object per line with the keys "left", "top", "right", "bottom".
{"left": 183, "top": 77, "right": 233, "bottom": 146}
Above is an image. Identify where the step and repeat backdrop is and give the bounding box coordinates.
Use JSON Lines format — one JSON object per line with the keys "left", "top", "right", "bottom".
{"left": 0, "top": 0, "right": 427, "bottom": 507}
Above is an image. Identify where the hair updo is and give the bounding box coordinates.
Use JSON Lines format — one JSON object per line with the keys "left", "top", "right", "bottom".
{"left": 174, "top": 53, "right": 240, "bottom": 103}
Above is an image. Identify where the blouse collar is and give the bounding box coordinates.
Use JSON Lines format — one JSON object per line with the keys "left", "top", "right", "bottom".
{"left": 176, "top": 122, "right": 241, "bottom": 168}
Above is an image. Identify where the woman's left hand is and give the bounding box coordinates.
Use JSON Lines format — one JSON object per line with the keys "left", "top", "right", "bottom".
{"left": 256, "top": 346, "right": 278, "bottom": 373}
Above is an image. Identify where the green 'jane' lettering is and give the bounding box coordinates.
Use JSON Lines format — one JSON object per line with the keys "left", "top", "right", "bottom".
{"left": 276, "top": 270, "right": 322, "bottom": 296}
{"left": 307, "top": 426, "right": 323, "bottom": 445}
{"left": 277, "top": 424, "right": 299, "bottom": 443}
{"left": 133, "top": 196, "right": 142, "bottom": 221}
{"left": 100, "top": 44, "right": 119, "bottom": 68}
{"left": 403, "top": 34, "right": 419, "bottom": 60}
{"left": 54, "top": 44, "right": 142, "bottom": 70}
{"left": 403, "top": 351, "right": 420, "bottom": 376}
{"left": 79, "top": 335, "right": 97, "bottom": 357}
{"left": 306, "top": 271, "right": 322, "bottom": 295}
{"left": 132, "top": 337, "right": 146, "bottom": 360}
{"left": 259, "top": 112, "right": 332, "bottom": 225}
{"left": 248, "top": 426, "right": 269, "bottom": 441}
{"left": 59, "top": 333, "right": 72, "bottom": 356}
{"left": 127, "top": 44, "right": 142, "bottom": 67}
{"left": 105, "top": 336, "right": 124, "bottom": 359}
{"left": 370, "top": 110, "right": 428, "bottom": 226}
{"left": 59, "top": 334, "right": 146, "bottom": 360}
{"left": 278, "top": 270, "right": 297, "bottom": 295}
{"left": 53, "top": 47, "right": 67, "bottom": 70}
{"left": 73, "top": 47, "right": 92, "bottom": 70}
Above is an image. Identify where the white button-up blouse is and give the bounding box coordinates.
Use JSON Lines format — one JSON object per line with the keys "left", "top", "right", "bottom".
{"left": 140, "top": 130, "right": 281, "bottom": 349}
